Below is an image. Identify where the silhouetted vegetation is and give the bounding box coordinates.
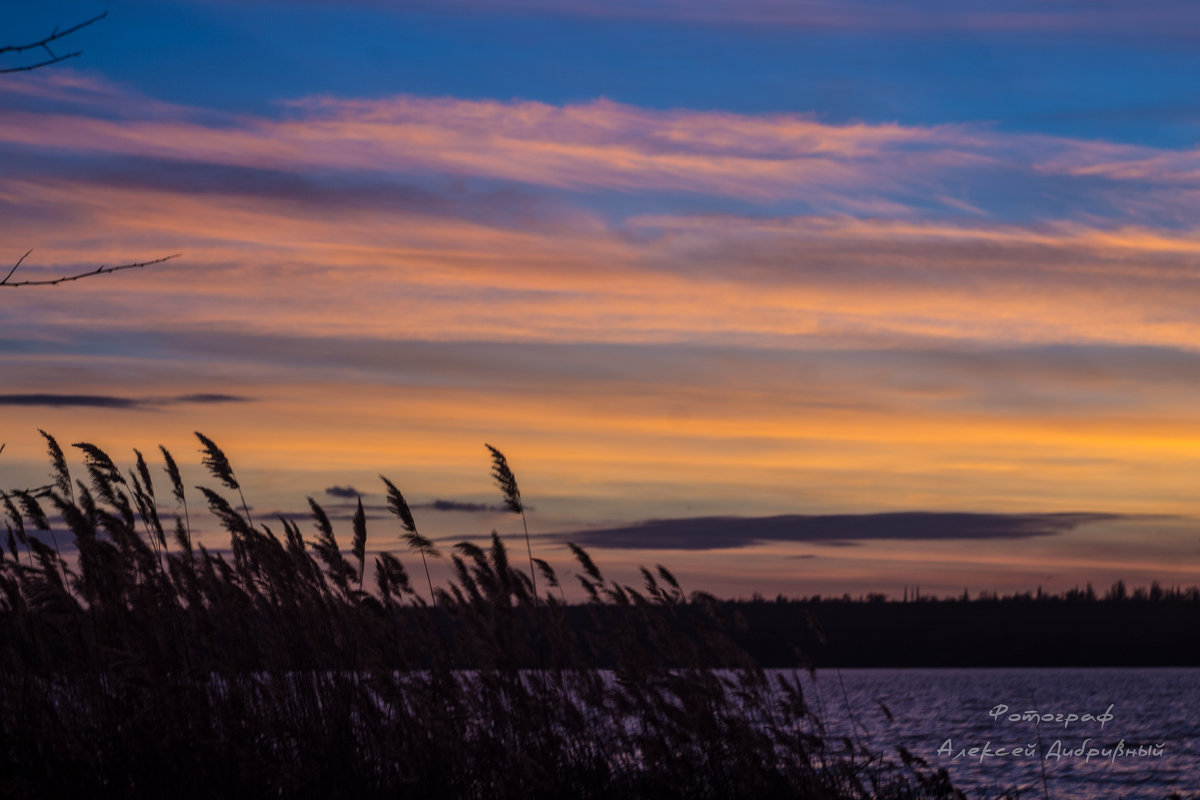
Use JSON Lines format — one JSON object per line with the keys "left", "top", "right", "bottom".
{"left": 0, "top": 433, "right": 972, "bottom": 799}
{"left": 723, "top": 591, "right": 1200, "bottom": 668}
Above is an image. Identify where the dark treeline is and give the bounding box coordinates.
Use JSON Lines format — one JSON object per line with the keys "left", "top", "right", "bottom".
{"left": 721, "top": 592, "right": 1200, "bottom": 668}
{"left": 0, "top": 433, "right": 971, "bottom": 800}
{"left": 788, "top": 579, "right": 1200, "bottom": 604}
{"left": 8, "top": 588, "right": 1197, "bottom": 673}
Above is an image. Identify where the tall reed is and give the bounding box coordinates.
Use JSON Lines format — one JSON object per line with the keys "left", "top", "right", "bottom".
{"left": 0, "top": 433, "right": 971, "bottom": 799}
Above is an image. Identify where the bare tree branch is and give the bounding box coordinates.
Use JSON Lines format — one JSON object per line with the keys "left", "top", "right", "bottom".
{"left": 0, "top": 252, "right": 181, "bottom": 288}
{"left": 0, "top": 12, "right": 107, "bottom": 74}
{"left": 1, "top": 15, "right": 182, "bottom": 290}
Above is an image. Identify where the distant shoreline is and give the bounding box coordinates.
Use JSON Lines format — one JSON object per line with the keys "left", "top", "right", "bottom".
{"left": 722, "top": 597, "right": 1200, "bottom": 668}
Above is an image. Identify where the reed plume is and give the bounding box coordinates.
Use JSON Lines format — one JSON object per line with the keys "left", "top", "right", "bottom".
{"left": 195, "top": 431, "right": 253, "bottom": 528}
{"left": 381, "top": 475, "right": 439, "bottom": 605}
{"left": 486, "top": 444, "right": 538, "bottom": 602}
{"left": 309, "top": 496, "right": 355, "bottom": 594}
{"left": 38, "top": 429, "right": 72, "bottom": 501}
{"left": 352, "top": 496, "right": 367, "bottom": 591}
{"left": 159, "top": 445, "right": 191, "bottom": 551}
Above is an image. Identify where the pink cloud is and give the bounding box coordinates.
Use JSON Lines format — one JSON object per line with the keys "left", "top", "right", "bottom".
{"left": 8, "top": 164, "right": 1200, "bottom": 357}
{"left": 5, "top": 76, "right": 1199, "bottom": 228}
{"left": 0, "top": 77, "right": 997, "bottom": 210}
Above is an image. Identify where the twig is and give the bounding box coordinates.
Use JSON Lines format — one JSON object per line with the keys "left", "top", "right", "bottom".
{"left": 0, "top": 252, "right": 181, "bottom": 287}
{"left": 1, "top": 250, "right": 30, "bottom": 284}
{"left": 0, "top": 12, "right": 107, "bottom": 74}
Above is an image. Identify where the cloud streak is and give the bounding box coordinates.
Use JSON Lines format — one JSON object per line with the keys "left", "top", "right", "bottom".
{"left": 6, "top": 74, "right": 1200, "bottom": 224}
{"left": 558, "top": 512, "right": 1119, "bottom": 551}
{"left": 9, "top": 175, "right": 1200, "bottom": 355}
{"left": 0, "top": 393, "right": 248, "bottom": 410}
{"left": 419, "top": 500, "right": 507, "bottom": 513}
{"left": 0, "top": 93, "right": 967, "bottom": 210}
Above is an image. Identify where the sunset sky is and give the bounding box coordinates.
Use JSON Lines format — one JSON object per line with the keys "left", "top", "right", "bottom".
{"left": 4, "top": 0, "right": 1200, "bottom": 598}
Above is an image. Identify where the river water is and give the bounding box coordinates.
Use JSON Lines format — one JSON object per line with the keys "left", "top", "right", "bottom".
{"left": 798, "top": 667, "right": 1200, "bottom": 800}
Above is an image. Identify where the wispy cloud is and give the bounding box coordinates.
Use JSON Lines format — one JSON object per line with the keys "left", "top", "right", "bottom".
{"left": 0, "top": 393, "right": 248, "bottom": 410}
{"left": 8, "top": 73, "right": 1200, "bottom": 223}
{"left": 10, "top": 175, "right": 1200, "bottom": 354}
{"left": 419, "top": 499, "right": 507, "bottom": 512}
{"left": 558, "top": 512, "right": 1119, "bottom": 550}
{"left": 0, "top": 91, "right": 966, "bottom": 210}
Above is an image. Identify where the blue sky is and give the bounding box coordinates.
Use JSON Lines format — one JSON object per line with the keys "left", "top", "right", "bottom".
{"left": 15, "top": 1, "right": 1200, "bottom": 142}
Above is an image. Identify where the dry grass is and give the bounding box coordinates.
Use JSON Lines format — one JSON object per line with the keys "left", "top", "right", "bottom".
{"left": 0, "top": 433, "right": 971, "bottom": 799}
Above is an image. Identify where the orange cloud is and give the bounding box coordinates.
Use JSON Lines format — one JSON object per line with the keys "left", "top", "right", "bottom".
{"left": 10, "top": 172, "right": 1200, "bottom": 354}
{"left": 6, "top": 77, "right": 1200, "bottom": 597}
{"left": 0, "top": 75, "right": 1008, "bottom": 210}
